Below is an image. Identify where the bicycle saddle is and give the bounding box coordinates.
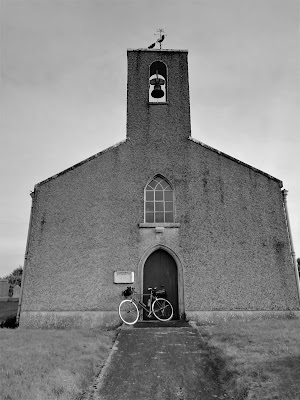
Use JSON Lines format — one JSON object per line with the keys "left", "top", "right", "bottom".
{"left": 147, "top": 287, "right": 157, "bottom": 291}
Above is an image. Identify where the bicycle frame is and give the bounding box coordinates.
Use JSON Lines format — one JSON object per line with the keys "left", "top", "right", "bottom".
{"left": 119, "top": 286, "right": 173, "bottom": 324}
{"left": 130, "top": 291, "right": 156, "bottom": 318}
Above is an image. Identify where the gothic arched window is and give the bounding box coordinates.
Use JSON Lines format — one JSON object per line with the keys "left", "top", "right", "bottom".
{"left": 145, "top": 176, "right": 174, "bottom": 223}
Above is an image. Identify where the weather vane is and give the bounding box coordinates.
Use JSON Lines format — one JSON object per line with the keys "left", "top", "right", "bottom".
{"left": 148, "top": 28, "right": 166, "bottom": 50}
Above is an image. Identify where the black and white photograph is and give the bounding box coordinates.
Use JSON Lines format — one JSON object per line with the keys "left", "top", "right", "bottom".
{"left": 1, "top": 1, "right": 300, "bottom": 399}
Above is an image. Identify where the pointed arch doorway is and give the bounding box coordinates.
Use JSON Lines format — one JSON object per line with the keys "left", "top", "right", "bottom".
{"left": 143, "top": 249, "right": 179, "bottom": 320}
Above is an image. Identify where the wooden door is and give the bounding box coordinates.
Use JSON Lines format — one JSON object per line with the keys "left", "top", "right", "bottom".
{"left": 143, "top": 249, "right": 179, "bottom": 319}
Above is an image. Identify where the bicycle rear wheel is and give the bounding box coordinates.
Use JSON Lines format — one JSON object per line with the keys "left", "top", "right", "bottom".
{"left": 152, "top": 298, "right": 173, "bottom": 321}
{"left": 118, "top": 299, "right": 139, "bottom": 325}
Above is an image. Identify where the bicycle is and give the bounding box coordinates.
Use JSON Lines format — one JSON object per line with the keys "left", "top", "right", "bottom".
{"left": 118, "top": 286, "right": 174, "bottom": 325}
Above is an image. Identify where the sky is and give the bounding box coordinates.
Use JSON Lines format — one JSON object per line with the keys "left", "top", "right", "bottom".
{"left": 0, "top": 0, "right": 299, "bottom": 277}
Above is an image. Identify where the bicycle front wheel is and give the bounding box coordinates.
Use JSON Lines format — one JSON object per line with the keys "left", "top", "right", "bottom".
{"left": 118, "top": 299, "right": 139, "bottom": 325}
{"left": 152, "top": 298, "right": 173, "bottom": 321}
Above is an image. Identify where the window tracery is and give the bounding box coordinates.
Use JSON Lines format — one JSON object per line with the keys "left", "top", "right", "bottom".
{"left": 145, "top": 176, "right": 174, "bottom": 223}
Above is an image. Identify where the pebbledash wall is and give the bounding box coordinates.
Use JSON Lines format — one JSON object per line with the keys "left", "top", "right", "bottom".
{"left": 19, "top": 49, "right": 300, "bottom": 329}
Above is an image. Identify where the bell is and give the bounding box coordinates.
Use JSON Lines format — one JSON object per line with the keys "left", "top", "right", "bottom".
{"left": 151, "top": 84, "right": 164, "bottom": 98}
{"left": 150, "top": 71, "right": 165, "bottom": 99}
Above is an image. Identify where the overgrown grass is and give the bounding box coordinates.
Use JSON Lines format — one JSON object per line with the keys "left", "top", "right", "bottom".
{"left": 197, "top": 317, "right": 300, "bottom": 399}
{"left": 0, "top": 328, "right": 116, "bottom": 400}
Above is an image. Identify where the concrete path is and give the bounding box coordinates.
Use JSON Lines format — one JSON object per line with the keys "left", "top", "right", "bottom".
{"left": 94, "top": 321, "right": 228, "bottom": 400}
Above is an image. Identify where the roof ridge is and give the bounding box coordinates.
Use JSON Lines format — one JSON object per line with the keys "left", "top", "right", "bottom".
{"left": 35, "top": 139, "right": 128, "bottom": 188}
{"left": 188, "top": 136, "right": 282, "bottom": 185}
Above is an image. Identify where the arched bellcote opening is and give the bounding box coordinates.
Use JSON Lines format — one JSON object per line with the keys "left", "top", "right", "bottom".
{"left": 149, "top": 61, "right": 167, "bottom": 103}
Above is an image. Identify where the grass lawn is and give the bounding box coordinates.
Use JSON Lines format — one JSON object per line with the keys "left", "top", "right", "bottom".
{"left": 0, "top": 327, "right": 116, "bottom": 400}
{"left": 197, "top": 317, "right": 300, "bottom": 399}
{"left": 1, "top": 316, "right": 299, "bottom": 399}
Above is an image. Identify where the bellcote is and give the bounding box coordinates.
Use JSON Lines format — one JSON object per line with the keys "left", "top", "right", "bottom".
{"left": 126, "top": 49, "right": 191, "bottom": 143}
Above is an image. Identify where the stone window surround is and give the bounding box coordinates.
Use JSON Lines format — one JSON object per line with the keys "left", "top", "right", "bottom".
{"left": 148, "top": 101, "right": 169, "bottom": 105}
{"left": 139, "top": 223, "right": 180, "bottom": 228}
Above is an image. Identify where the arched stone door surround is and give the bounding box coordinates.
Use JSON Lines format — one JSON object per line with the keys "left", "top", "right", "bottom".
{"left": 138, "top": 245, "right": 185, "bottom": 320}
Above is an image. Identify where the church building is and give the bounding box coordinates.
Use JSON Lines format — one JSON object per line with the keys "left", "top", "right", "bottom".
{"left": 19, "top": 47, "right": 300, "bottom": 328}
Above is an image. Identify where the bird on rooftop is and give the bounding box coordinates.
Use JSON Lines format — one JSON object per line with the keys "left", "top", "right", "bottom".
{"left": 157, "top": 34, "right": 165, "bottom": 43}
{"left": 148, "top": 42, "right": 156, "bottom": 49}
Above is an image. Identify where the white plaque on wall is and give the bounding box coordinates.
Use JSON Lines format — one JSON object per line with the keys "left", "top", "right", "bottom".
{"left": 114, "top": 271, "right": 134, "bottom": 284}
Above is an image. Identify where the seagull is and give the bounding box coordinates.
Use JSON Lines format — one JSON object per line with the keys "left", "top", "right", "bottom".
{"left": 148, "top": 42, "right": 156, "bottom": 49}
{"left": 157, "top": 34, "right": 165, "bottom": 43}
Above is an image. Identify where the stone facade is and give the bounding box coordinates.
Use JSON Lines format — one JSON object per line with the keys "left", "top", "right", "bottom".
{"left": 20, "top": 49, "right": 300, "bottom": 329}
